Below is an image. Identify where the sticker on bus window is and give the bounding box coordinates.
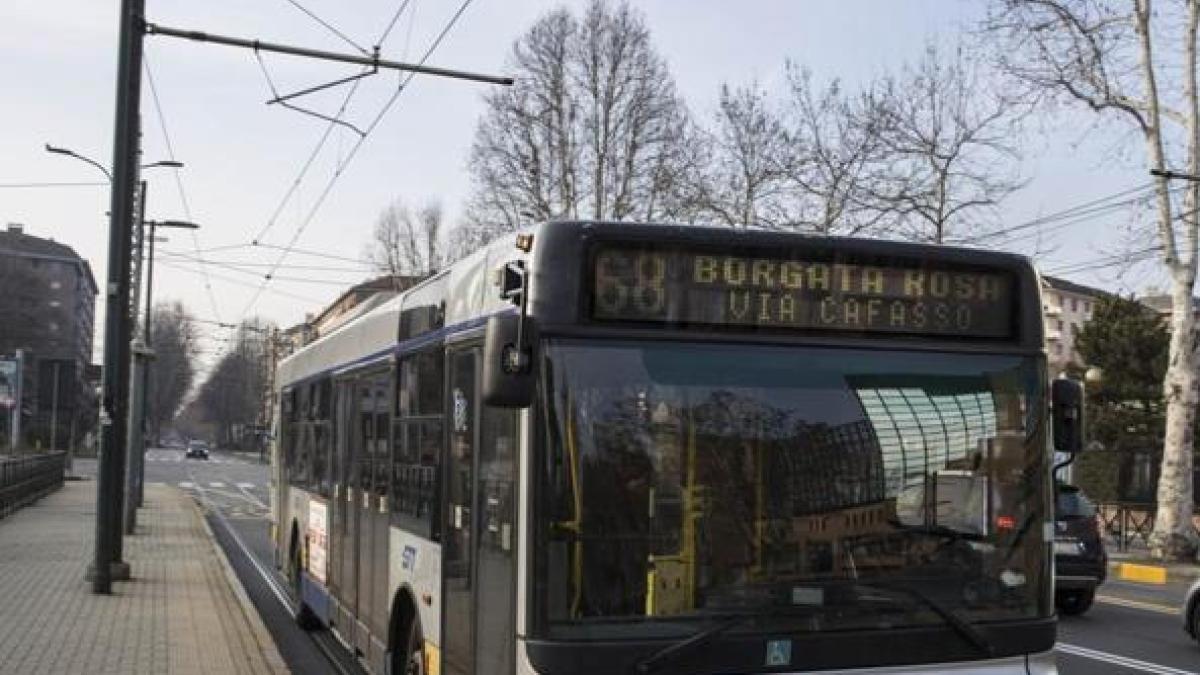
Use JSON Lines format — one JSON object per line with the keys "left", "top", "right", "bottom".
{"left": 307, "top": 501, "right": 328, "bottom": 584}
{"left": 453, "top": 388, "right": 469, "bottom": 432}
{"left": 765, "top": 640, "right": 792, "bottom": 666}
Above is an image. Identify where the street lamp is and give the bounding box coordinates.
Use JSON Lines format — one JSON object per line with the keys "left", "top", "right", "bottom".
{"left": 45, "top": 144, "right": 112, "bottom": 182}
{"left": 45, "top": 143, "right": 184, "bottom": 180}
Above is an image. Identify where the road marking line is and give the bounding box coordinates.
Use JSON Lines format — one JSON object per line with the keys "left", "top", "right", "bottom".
{"left": 209, "top": 482, "right": 226, "bottom": 488}
{"left": 179, "top": 481, "right": 195, "bottom": 488}
{"left": 233, "top": 483, "right": 268, "bottom": 510}
{"left": 1057, "top": 642, "right": 1198, "bottom": 674}
{"left": 1120, "top": 562, "right": 1169, "bottom": 584}
{"left": 1097, "top": 594, "right": 1181, "bottom": 615}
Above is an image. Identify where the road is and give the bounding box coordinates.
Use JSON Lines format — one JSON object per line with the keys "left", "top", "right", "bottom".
{"left": 77, "top": 451, "right": 1200, "bottom": 674}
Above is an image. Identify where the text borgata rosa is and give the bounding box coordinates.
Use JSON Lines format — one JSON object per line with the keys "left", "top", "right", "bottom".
{"left": 592, "top": 251, "right": 1012, "bottom": 336}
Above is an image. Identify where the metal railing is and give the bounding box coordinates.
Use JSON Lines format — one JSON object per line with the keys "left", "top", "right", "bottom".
{"left": 1095, "top": 501, "right": 1200, "bottom": 552}
{"left": 0, "top": 452, "right": 66, "bottom": 520}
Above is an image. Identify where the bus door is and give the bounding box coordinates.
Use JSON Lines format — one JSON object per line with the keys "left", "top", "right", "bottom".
{"left": 331, "top": 379, "right": 355, "bottom": 629}
{"left": 443, "top": 346, "right": 520, "bottom": 675}
{"left": 353, "top": 370, "right": 390, "bottom": 654}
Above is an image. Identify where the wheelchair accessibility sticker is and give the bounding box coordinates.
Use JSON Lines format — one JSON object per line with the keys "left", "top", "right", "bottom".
{"left": 765, "top": 639, "right": 792, "bottom": 667}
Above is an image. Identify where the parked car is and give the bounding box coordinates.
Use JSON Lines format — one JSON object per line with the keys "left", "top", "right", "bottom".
{"left": 1184, "top": 578, "right": 1200, "bottom": 645}
{"left": 185, "top": 440, "right": 210, "bottom": 460}
{"left": 1054, "top": 483, "right": 1107, "bottom": 615}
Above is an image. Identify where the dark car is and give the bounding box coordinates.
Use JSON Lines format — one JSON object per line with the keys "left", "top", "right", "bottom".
{"left": 185, "top": 440, "right": 210, "bottom": 460}
{"left": 1054, "top": 483, "right": 1107, "bottom": 615}
{"left": 1184, "top": 578, "right": 1200, "bottom": 645}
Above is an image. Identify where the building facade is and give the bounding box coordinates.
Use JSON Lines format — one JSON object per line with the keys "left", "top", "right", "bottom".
{"left": 0, "top": 224, "right": 98, "bottom": 450}
{"left": 1041, "top": 275, "right": 1107, "bottom": 375}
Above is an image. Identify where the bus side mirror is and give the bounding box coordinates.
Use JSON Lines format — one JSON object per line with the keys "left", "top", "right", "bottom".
{"left": 1051, "top": 378, "right": 1084, "bottom": 454}
{"left": 483, "top": 314, "right": 538, "bottom": 408}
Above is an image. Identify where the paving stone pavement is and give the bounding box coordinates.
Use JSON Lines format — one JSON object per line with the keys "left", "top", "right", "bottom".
{"left": 0, "top": 481, "right": 286, "bottom": 674}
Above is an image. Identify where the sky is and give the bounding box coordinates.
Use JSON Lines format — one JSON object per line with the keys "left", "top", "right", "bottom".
{"left": 0, "top": 0, "right": 1163, "bottom": 378}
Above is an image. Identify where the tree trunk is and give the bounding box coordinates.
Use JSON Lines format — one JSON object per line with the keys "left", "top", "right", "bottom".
{"left": 1152, "top": 270, "right": 1199, "bottom": 559}
{"left": 1148, "top": 0, "right": 1200, "bottom": 561}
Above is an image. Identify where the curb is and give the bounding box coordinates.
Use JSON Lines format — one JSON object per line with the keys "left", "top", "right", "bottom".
{"left": 1107, "top": 559, "right": 1200, "bottom": 584}
{"left": 188, "top": 491, "right": 290, "bottom": 675}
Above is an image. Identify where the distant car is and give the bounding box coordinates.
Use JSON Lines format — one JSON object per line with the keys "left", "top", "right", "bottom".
{"left": 1054, "top": 483, "right": 1107, "bottom": 615}
{"left": 1184, "top": 578, "right": 1200, "bottom": 645}
{"left": 185, "top": 440, "right": 209, "bottom": 460}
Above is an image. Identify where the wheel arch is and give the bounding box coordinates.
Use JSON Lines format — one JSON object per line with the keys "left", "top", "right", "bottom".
{"left": 388, "top": 585, "right": 422, "bottom": 663}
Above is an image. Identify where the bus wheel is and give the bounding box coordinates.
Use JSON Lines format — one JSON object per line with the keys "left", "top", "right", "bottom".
{"left": 393, "top": 619, "right": 424, "bottom": 675}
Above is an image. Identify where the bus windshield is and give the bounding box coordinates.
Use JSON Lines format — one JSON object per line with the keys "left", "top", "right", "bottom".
{"left": 534, "top": 340, "right": 1050, "bottom": 641}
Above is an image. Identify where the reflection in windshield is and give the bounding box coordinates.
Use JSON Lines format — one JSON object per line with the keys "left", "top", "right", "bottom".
{"left": 534, "top": 341, "right": 1049, "bottom": 639}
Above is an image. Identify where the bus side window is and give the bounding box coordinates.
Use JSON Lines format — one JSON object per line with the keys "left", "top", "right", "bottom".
{"left": 312, "top": 378, "right": 332, "bottom": 497}
{"left": 391, "top": 348, "right": 445, "bottom": 540}
{"left": 374, "top": 372, "right": 392, "bottom": 504}
{"left": 294, "top": 385, "right": 312, "bottom": 487}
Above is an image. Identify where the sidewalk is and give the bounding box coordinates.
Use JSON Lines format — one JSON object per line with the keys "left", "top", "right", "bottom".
{"left": 0, "top": 480, "right": 286, "bottom": 674}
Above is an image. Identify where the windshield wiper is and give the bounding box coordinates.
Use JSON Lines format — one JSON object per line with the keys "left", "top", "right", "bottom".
{"left": 856, "top": 582, "right": 995, "bottom": 657}
{"left": 632, "top": 615, "right": 749, "bottom": 674}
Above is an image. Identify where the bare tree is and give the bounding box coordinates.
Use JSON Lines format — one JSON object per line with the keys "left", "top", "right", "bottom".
{"left": 146, "top": 301, "right": 197, "bottom": 444}
{"left": 466, "top": 0, "right": 701, "bottom": 237}
{"left": 195, "top": 319, "right": 272, "bottom": 450}
{"left": 698, "top": 82, "right": 791, "bottom": 228}
{"left": 781, "top": 66, "right": 890, "bottom": 235}
{"left": 984, "top": 0, "right": 1199, "bottom": 560}
{"left": 364, "top": 199, "right": 446, "bottom": 278}
{"left": 866, "top": 43, "right": 1025, "bottom": 244}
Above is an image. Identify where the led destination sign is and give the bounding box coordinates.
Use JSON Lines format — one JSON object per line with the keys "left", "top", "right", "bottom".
{"left": 590, "top": 245, "right": 1015, "bottom": 338}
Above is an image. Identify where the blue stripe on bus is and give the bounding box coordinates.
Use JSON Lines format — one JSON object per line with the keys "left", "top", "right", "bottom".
{"left": 300, "top": 571, "right": 332, "bottom": 624}
{"left": 281, "top": 310, "right": 510, "bottom": 390}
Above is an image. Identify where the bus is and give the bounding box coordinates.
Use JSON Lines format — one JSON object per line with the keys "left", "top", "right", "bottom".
{"left": 272, "top": 220, "right": 1082, "bottom": 675}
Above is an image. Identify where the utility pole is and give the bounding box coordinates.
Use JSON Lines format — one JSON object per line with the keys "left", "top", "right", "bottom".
{"left": 49, "top": 361, "right": 60, "bottom": 452}
{"left": 124, "top": 180, "right": 146, "bottom": 534}
{"left": 137, "top": 215, "right": 157, "bottom": 509}
{"left": 11, "top": 349, "right": 24, "bottom": 451}
{"left": 128, "top": 216, "right": 197, "bottom": 518}
{"left": 90, "top": 0, "right": 143, "bottom": 593}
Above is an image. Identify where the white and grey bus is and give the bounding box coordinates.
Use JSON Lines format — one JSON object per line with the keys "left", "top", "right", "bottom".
{"left": 272, "top": 221, "right": 1080, "bottom": 675}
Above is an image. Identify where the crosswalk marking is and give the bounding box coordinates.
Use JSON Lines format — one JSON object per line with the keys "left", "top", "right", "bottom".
{"left": 145, "top": 453, "right": 241, "bottom": 464}
{"left": 178, "top": 481, "right": 259, "bottom": 491}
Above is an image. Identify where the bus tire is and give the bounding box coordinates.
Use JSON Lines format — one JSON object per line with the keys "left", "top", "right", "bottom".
{"left": 389, "top": 594, "right": 424, "bottom": 675}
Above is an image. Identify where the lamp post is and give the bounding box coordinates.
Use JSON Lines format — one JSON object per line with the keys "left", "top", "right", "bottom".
{"left": 124, "top": 214, "right": 198, "bottom": 533}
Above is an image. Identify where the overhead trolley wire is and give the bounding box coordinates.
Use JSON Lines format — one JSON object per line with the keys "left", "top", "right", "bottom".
{"left": 160, "top": 254, "right": 363, "bottom": 286}
{"left": 157, "top": 259, "right": 326, "bottom": 304}
{"left": 0, "top": 181, "right": 108, "bottom": 188}
{"left": 145, "top": 56, "right": 225, "bottom": 322}
{"left": 158, "top": 248, "right": 373, "bottom": 273}
{"left": 951, "top": 182, "right": 1158, "bottom": 247}
{"left": 280, "top": 0, "right": 371, "bottom": 55}
{"left": 238, "top": 0, "right": 478, "bottom": 320}
{"left": 250, "top": 0, "right": 418, "bottom": 246}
